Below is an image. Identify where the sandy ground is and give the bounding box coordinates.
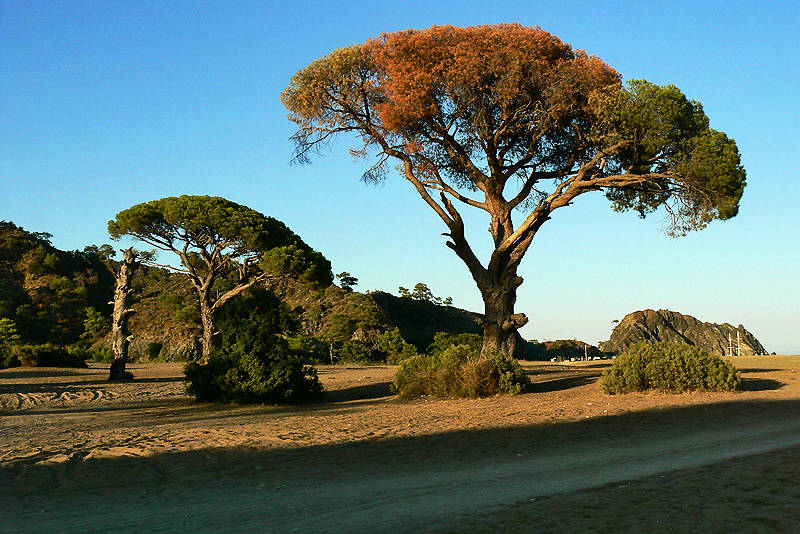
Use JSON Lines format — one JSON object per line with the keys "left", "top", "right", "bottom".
{"left": 1, "top": 356, "right": 799, "bottom": 532}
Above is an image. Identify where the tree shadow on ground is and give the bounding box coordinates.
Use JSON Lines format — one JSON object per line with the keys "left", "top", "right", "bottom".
{"left": 98, "top": 376, "right": 187, "bottom": 386}
{"left": 0, "top": 368, "right": 92, "bottom": 379}
{"left": 528, "top": 376, "right": 598, "bottom": 393}
{"left": 0, "top": 376, "right": 186, "bottom": 395}
{"left": 741, "top": 377, "right": 784, "bottom": 392}
{"left": 316, "top": 366, "right": 394, "bottom": 375}
{"left": 4, "top": 398, "right": 800, "bottom": 534}
{"left": 321, "top": 381, "right": 394, "bottom": 403}
{"left": 0, "top": 400, "right": 182, "bottom": 418}
{"left": 572, "top": 363, "right": 612, "bottom": 369}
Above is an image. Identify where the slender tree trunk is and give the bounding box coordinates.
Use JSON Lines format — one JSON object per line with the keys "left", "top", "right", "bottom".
{"left": 109, "top": 248, "right": 139, "bottom": 381}
{"left": 199, "top": 295, "right": 216, "bottom": 363}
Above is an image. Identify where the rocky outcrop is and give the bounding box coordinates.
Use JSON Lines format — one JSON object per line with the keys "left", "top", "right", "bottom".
{"left": 600, "top": 309, "right": 767, "bottom": 356}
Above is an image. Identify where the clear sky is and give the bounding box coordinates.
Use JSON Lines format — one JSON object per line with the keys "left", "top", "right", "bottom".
{"left": 1, "top": 1, "right": 798, "bottom": 353}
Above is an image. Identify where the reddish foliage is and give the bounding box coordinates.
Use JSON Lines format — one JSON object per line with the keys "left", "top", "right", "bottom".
{"left": 364, "top": 24, "right": 620, "bottom": 131}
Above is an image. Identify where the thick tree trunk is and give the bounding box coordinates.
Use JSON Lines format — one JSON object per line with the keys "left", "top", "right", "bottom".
{"left": 479, "top": 277, "right": 528, "bottom": 359}
{"left": 109, "top": 248, "right": 139, "bottom": 381}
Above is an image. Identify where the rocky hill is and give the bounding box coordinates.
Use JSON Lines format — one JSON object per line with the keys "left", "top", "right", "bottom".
{"left": 600, "top": 309, "right": 767, "bottom": 356}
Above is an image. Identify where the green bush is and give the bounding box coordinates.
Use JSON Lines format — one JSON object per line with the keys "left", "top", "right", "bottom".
{"left": 10, "top": 343, "right": 88, "bottom": 368}
{"left": 184, "top": 349, "right": 322, "bottom": 404}
{"left": 0, "top": 346, "right": 17, "bottom": 369}
{"left": 337, "top": 340, "right": 376, "bottom": 364}
{"left": 392, "top": 343, "right": 530, "bottom": 399}
{"left": 158, "top": 294, "right": 201, "bottom": 325}
{"left": 426, "top": 332, "right": 483, "bottom": 356}
{"left": 183, "top": 283, "right": 323, "bottom": 404}
{"left": 601, "top": 342, "right": 742, "bottom": 394}
{"left": 0, "top": 317, "right": 21, "bottom": 369}
{"left": 81, "top": 307, "right": 109, "bottom": 341}
{"left": 286, "top": 333, "right": 329, "bottom": 363}
{"left": 89, "top": 346, "right": 115, "bottom": 363}
{"left": 376, "top": 328, "right": 418, "bottom": 364}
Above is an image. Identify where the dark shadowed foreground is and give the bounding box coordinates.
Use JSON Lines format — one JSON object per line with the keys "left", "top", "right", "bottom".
{"left": 2, "top": 358, "right": 799, "bottom": 533}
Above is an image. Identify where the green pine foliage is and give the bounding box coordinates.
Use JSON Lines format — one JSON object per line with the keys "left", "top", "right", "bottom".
{"left": 601, "top": 341, "right": 742, "bottom": 394}
{"left": 375, "top": 327, "right": 418, "bottom": 363}
{"left": 0, "top": 318, "right": 21, "bottom": 369}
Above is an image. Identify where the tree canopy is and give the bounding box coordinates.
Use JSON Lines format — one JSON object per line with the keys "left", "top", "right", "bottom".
{"left": 109, "top": 195, "right": 332, "bottom": 359}
{"left": 282, "top": 24, "right": 746, "bottom": 357}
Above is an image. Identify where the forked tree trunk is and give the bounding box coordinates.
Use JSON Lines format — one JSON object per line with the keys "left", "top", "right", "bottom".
{"left": 441, "top": 195, "right": 532, "bottom": 360}
{"left": 109, "top": 248, "right": 139, "bottom": 381}
{"left": 193, "top": 275, "right": 265, "bottom": 363}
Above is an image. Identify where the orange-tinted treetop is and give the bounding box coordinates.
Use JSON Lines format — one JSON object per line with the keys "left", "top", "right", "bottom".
{"left": 366, "top": 24, "right": 619, "bottom": 132}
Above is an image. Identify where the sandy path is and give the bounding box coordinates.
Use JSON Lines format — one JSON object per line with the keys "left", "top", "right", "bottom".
{"left": 2, "top": 357, "right": 799, "bottom": 532}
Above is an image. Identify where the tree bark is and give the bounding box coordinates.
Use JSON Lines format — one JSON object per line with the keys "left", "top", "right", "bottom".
{"left": 198, "top": 293, "right": 216, "bottom": 363}
{"left": 479, "top": 275, "right": 528, "bottom": 359}
{"left": 109, "top": 248, "right": 139, "bottom": 381}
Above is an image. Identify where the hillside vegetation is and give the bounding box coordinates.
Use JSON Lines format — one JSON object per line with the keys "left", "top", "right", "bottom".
{"left": 0, "top": 221, "right": 492, "bottom": 368}
{"left": 0, "top": 221, "right": 114, "bottom": 347}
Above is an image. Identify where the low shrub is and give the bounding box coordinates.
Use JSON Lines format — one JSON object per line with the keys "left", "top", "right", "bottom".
{"left": 185, "top": 288, "right": 324, "bottom": 404}
{"left": 0, "top": 348, "right": 17, "bottom": 369}
{"left": 0, "top": 317, "right": 21, "bottom": 369}
{"left": 393, "top": 343, "right": 530, "bottom": 399}
{"left": 184, "top": 347, "right": 322, "bottom": 404}
{"left": 10, "top": 343, "right": 88, "bottom": 368}
{"left": 601, "top": 342, "right": 741, "bottom": 394}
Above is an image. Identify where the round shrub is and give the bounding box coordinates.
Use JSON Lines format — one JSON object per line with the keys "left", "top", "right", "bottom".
{"left": 184, "top": 349, "right": 322, "bottom": 404}
{"left": 392, "top": 343, "right": 530, "bottom": 399}
{"left": 286, "top": 333, "right": 329, "bottom": 364}
{"left": 67, "top": 345, "right": 113, "bottom": 364}
{"left": 602, "top": 341, "right": 741, "bottom": 394}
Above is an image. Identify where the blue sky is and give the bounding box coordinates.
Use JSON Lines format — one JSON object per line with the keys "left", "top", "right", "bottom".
{"left": 1, "top": 1, "right": 798, "bottom": 352}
